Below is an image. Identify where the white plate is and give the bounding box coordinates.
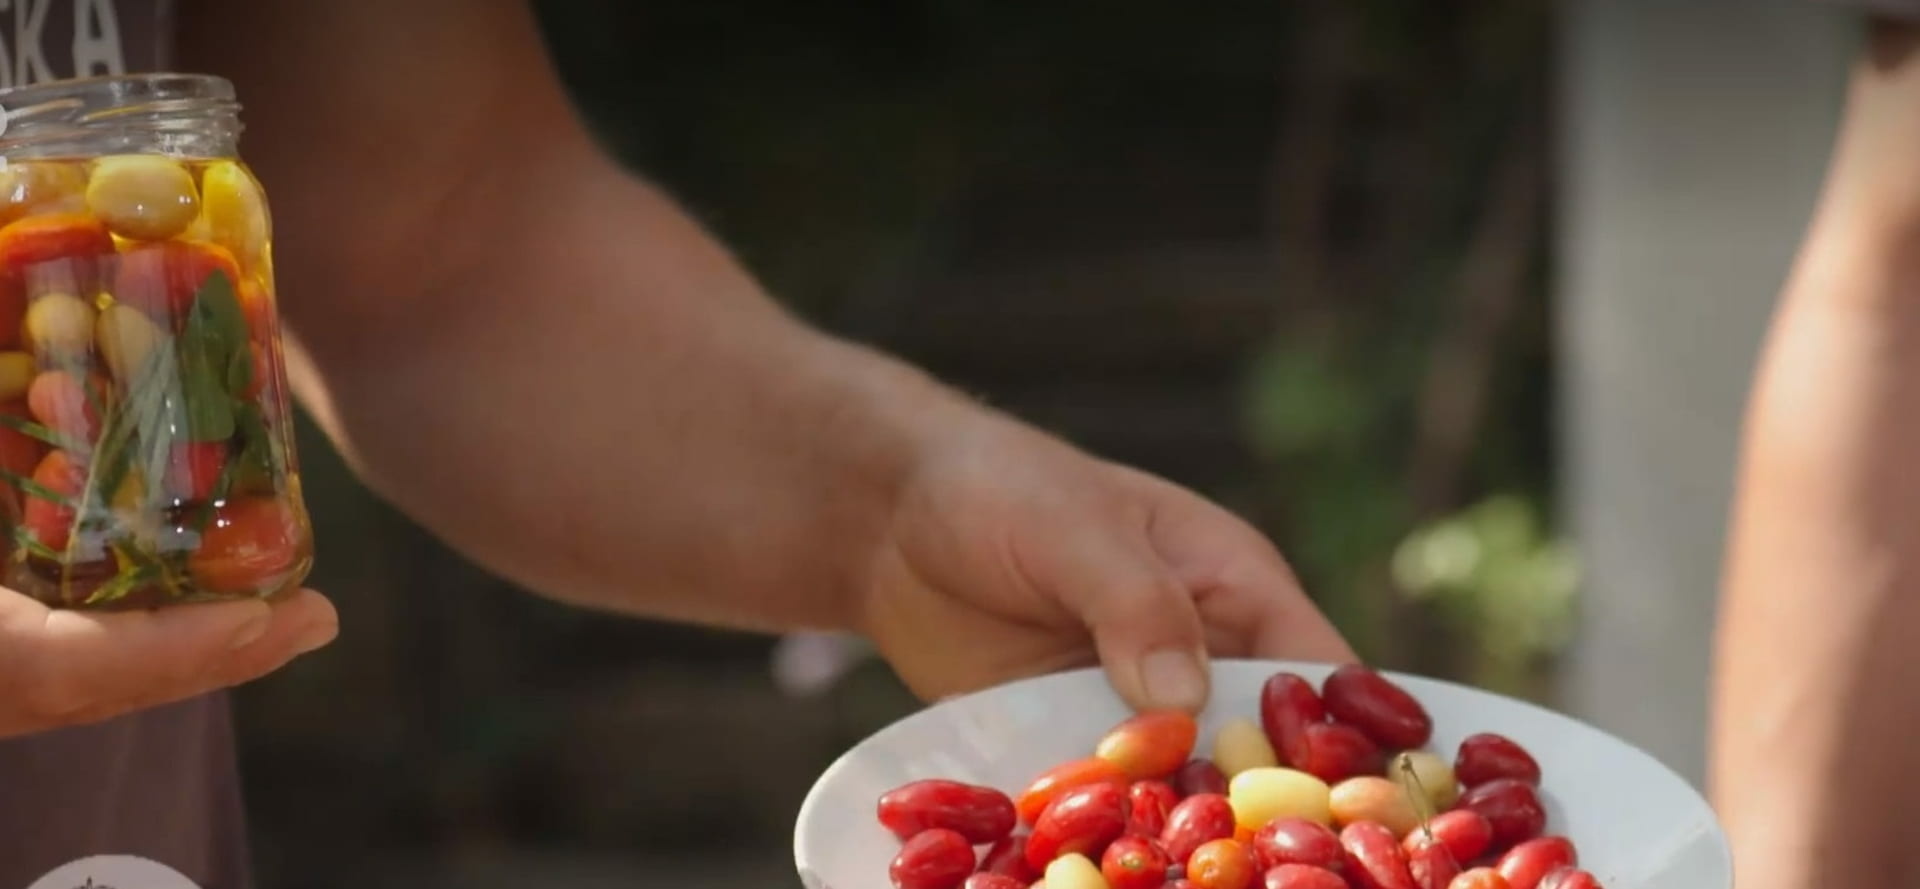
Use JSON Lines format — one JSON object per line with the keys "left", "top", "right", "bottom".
{"left": 795, "top": 659, "right": 1731, "bottom": 889}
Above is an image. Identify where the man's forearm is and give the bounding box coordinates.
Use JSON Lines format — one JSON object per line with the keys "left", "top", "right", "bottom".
{"left": 182, "top": 0, "right": 1002, "bottom": 635}
{"left": 1711, "top": 20, "right": 1920, "bottom": 887}
{"left": 290, "top": 161, "right": 989, "bottom": 632}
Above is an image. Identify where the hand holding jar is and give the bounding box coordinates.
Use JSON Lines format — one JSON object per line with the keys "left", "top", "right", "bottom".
{"left": 0, "top": 74, "right": 334, "bottom": 738}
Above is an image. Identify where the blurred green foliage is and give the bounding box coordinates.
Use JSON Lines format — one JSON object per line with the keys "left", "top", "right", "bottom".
{"left": 1393, "top": 495, "right": 1581, "bottom": 693}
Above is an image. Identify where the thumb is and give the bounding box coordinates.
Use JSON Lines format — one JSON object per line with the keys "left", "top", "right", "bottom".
{"left": 1043, "top": 528, "right": 1211, "bottom": 713}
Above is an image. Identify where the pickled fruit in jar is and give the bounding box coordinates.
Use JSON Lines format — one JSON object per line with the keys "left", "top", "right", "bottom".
{"left": 86, "top": 155, "right": 200, "bottom": 242}
{"left": 198, "top": 161, "right": 270, "bottom": 265}
{"left": 0, "top": 152, "right": 309, "bottom": 609}
{"left": 0, "top": 162, "right": 87, "bottom": 224}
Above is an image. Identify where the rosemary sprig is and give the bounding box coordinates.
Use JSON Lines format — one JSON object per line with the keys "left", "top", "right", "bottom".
{"left": 0, "top": 411, "right": 81, "bottom": 451}
{"left": 0, "top": 465, "right": 71, "bottom": 506}
{"left": 11, "top": 525, "right": 57, "bottom": 561}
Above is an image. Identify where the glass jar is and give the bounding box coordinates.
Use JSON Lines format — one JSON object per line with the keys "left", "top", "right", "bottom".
{"left": 0, "top": 73, "right": 310, "bottom": 610}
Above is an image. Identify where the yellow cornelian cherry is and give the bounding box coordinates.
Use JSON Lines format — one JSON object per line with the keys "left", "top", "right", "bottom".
{"left": 0, "top": 162, "right": 87, "bottom": 225}
{"left": 86, "top": 155, "right": 199, "bottom": 241}
{"left": 24, "top": 292, "right": 95, "bottom": 360}
{"left": 95, "top": 303, "right": 163, "bottom": 384}
{"left": 198, "top": 160, "right": 268, "bottom": 263}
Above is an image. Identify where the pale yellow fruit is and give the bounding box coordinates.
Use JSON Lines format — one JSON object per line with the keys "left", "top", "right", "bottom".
{"left": 1331, "top": 776, "right": 1421, "bottom": 838}
{"left": 86, "top": 155, "right": 199, "bottom": 241}
{"left": 198, "top": 160, "right": 268, "bottom": 263}
{"left": 0, "top": 161, "right": 86, "bottom": 222}
{"left": 95, "top": 303, "right": 164, "bottom": 383}
{"left": 1212, "top": 717, "right": 1279, "bottom": 778}
{"left": 1390, "top": 750, "right": 1459, "bottom": 811}
{"left": 1228, "top": 766, "right": 1331, "bottom": 829}
{"left": 25, "top": 292, "right": 95, "bottom": 359}
{"left": 1043, "top": 853, "right": 1108, "bottom": 889}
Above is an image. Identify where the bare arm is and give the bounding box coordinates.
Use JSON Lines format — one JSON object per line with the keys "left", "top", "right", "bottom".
{"left": 1712, "top": 19, "right": 1920, "bottom": 888}
{"left": 178, "top": 0, "right": 1352, "bottom": 708}
{"left": 177, "top": 0, "right": 969, "bottom": 633}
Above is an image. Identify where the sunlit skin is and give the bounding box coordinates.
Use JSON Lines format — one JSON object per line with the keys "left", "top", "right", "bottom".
{"left": 1713, "top": 19, "right": 1920, "bottom": 889}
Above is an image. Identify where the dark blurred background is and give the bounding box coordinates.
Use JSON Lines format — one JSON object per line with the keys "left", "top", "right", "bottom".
{"left": 230, "top": 0, "right": 1854, "bottom": 885}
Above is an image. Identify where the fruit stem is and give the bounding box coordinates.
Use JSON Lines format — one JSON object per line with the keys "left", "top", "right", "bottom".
{"left": 1395, "top": 753, "right": 1438, "bottom": 840}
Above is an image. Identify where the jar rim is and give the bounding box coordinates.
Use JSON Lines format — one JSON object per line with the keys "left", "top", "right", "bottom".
{"left": 0, "top": 72, "right": 236, "bottom": 109}
{"left": 0, "top": 73, "right": 242, "bottom": 158}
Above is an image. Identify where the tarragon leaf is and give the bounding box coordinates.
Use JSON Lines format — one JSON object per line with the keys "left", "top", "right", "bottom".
{"left": 182, "top": 271, "right": 246, "bottom": 362}
{"left": 225, "top": 347, "right": 254, "bottom": 401}
{"left": 177, "top": 348, "right": 233, "bottom": 442}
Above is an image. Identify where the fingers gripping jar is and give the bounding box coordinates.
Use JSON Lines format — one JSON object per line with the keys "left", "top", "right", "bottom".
{"left": 0, "top": 74, "right": 310, "bottom": 610}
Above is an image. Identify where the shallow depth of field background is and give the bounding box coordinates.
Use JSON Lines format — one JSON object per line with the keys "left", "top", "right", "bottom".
{"left": 230, "top": 1, "right": 1854, "bottom": 886}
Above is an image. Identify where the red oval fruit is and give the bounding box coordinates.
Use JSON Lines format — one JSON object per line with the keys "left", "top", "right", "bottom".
{"left": 1404, "top": 810, "right": 1493, "bottom": 866}
{"left": 979, "top": 832, "right": 1038, "bottom": 882}
{"left": 1263, "top": 864, "right": 1348, "bottom": 889}
{"left": 1260, "top": 672, "right": 1326, "bottom": 766}
{"left": 1406, "top": 831, "right": 1462, "bottom": 889}
{"left": 0, "top": 399, "right": 45, "bottom": 503}
{"left": 0, "top": 212, "right": 111, "bottom": 271}
{"left": 19, "top": 448, "right": 82, "bottom": 550}
{"left": 962, "top": 875, "right": 1027, "bottom": 889}
{"left": 1026, "top": 782, "right": 1131, "bottom": 871}
{"left": 1016, "top": 757, "right": 1131, "bottom": 825}
{"left": 1126, "top": 780, "right": 1178, "bottom": 837}
{"left": 1495, "top": 837, "right": 1576, "bottom": 889}
{"left": 1450, "top": 869, "right": 1514, "bottom": 889}
{"left": 1250, "top": 817, "right": 1344, "bottom": 872}
{"left": 1097, "top": 710, "right": 1200, "bottom": 780}
{"left": 1340, "top": 821, "right": 1418, "bottom": 889}
{"left": 1322, "top": 664, "right": 1433, "bottom": 750}
{"left": 1454, "top": 780, "right": 1546, "bottom": 854}
{"left": 1174, "top": 759, "right": 1230, "bottom": 797}
{"left": 0, "top": 273, "right": 23, "bottom": 348}
{"left": 163, "top": 440, "right": 229, "bottom": 504}
{"left": 1292, "top": 722, "right": 1385, "bottom": 784}
{"left": 26, "top": 369, "right": 102, "bottom": 447}
{"left": 1101, "top": 835, "right": 1174, "bottom": 889}
{"left": 878, "top": 780, "right": 1018, "bottom": 844}
{"left": 1160, "top": 793, "right": 1237, "bottom": 863}
{"left": 1188, "top": 838, "right": 1258, "bottom": 889}
{"left": 186, "top": 496, "right": 306, "bottom": 594}
{"left": 891, "top": 828, "right": 977, "bottom": 889}
{"left": 112, "top": 240, "right": 243, "bottom": 327}
{"left": 1454, "top": 734, "right": 1542, "bottom": 788}
{"left": 1536, "top": 867, "right": 1601, "bottom": 889}
{"left": 1168, "top": 881, "right": 1201, "bottom": 889}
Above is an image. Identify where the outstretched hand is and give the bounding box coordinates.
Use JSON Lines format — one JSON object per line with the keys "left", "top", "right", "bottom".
{"left": 860, "top": 416, "right": 1354, "bottom": 713}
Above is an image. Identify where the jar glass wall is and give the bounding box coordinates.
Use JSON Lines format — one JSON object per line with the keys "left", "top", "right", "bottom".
{"left": 0, "top": 73, "right": 310, "bottom": 609}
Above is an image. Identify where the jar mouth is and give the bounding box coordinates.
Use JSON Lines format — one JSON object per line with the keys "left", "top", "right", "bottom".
{"left": 0, "top": 72, "right": 236, "bottom": 110}
{"left": 0, "top": 73, "right": 241, "bottom": 159}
